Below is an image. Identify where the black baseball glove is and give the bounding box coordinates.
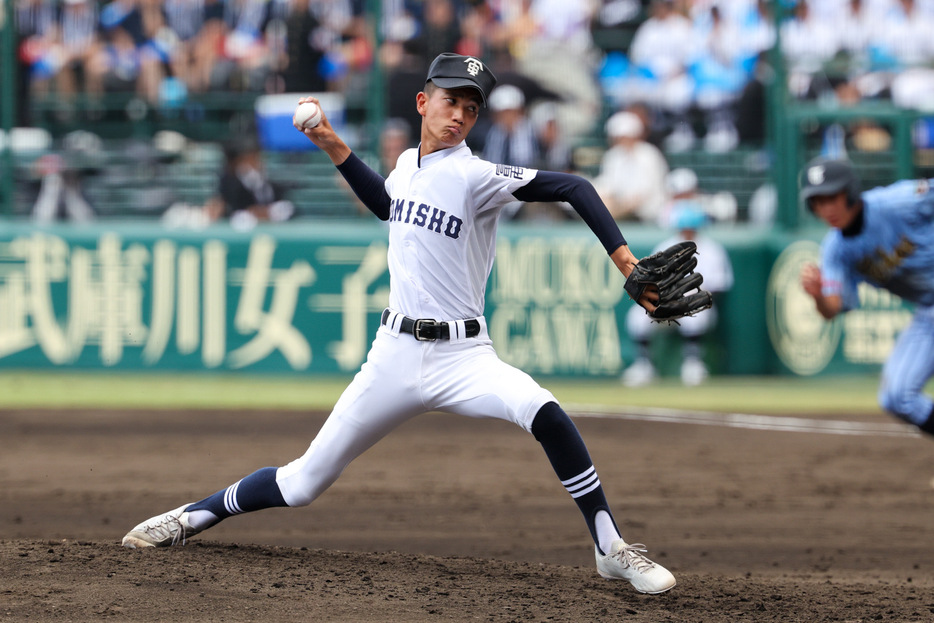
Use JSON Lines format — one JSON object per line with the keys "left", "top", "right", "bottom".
{"left": 624, "top": 240, "right": 713, "bottom": 321}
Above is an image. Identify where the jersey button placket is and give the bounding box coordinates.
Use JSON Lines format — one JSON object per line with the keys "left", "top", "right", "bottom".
{"left": 402, "top": 232, "right": 424, "bottom": 314}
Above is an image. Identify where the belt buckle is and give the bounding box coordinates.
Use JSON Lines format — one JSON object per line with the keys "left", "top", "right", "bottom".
{"left": 413, "top": 318, "right": 438, "bottom": 341}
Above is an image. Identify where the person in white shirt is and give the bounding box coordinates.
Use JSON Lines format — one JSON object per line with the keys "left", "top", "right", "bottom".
{"left": 621, "top": 202, "right": 734, "bottom": 387}
{"left": 780, "top": 0, "right": 841, "bottom": 98}
{"left": 594, "top": 111, "right": 670, "bottom": 222}
{"left": 626, "top": 0, "right": 698, "bottom": 151}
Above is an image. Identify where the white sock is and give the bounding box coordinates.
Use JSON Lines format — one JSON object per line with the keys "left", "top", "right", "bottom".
{"left": 185, "top": 509, "right": 219, "bottom": 530}
{"left": 595, "top": 510, "right": 621, "bottom": 554}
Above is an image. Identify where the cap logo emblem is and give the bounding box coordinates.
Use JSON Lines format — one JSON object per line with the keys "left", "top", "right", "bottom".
{"left": 807, "top": 165, "right": 825, "bottom": 185}
{"left": 464, "top": 58, "right": 483, "bottom": 76}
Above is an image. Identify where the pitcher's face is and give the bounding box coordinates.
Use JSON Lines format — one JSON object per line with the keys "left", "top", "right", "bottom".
{"left": 417, "top": 86, "right": 481, "bottom": 154}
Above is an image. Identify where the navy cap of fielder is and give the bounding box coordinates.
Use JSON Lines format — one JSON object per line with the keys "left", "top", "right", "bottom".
{"left": 426, "top": 53, "right": 497, "bottom": 107}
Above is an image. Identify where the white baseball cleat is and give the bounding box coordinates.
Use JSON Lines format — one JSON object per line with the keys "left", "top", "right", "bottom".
{"left": 621, "top": 358, "right": 656, "bottom": 387}
{"left": 680, "top": 356, "right": 708, "bottom": 386}
{"left": 121, "top": 503, "right": 200, "bottom": 548}
{"left": 595, "top": 539, "right": 676, "bottom": 594}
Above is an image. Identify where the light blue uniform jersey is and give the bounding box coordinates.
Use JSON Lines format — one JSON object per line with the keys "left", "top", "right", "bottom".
{"left": 819, "top": 179, "right": 934, "bottom": 427}
{"left": 820, "top": 179, "right": 934, "bottom": 310}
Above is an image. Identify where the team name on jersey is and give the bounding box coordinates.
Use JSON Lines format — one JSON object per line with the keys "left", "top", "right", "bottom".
{"left": 390, "top": 198, "right": 463, "bottom": 239}
{"left": 855, "top": 235, "right": 916, "bottom": 283}
{"left": 495, "top": 164, "right": 525, "bottom": 179}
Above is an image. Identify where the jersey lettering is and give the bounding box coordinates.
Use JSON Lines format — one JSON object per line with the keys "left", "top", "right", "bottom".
{"left": 413, "top": 203, "right": 429, "bottom": 227}
{"left": 427, "top": 208, "right": 445, "bottom": 233}
{"left": 444, "top": 216, "right": 463, "bottom": 239}
{"left": 389, "top": 199, "right": 462, "bottom": 240}
{"left": 495, "top": 164, "right": 525, "bottom": 180}
{"left": 391, "top": 198, "right": 405, "bottom": 221}
{"left": 855, "top": 236, "right": 917, "bottom": 284}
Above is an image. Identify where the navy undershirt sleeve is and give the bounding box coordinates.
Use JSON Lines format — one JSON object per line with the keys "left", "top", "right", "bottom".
{"left": 335, "top": 152, "right": 392, "bottom": 220}
{"left": 512, "top": 171, "right": 627, "bottom": 254}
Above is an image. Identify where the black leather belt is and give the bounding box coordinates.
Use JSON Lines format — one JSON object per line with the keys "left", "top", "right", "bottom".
{"left": 381, "top": 309, "right": 481, "bottom": 341}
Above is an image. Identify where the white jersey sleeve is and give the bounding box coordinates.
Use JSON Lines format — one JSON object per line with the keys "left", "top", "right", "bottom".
{"left": 466, "top": 160, "right": 539, "bottom": 213}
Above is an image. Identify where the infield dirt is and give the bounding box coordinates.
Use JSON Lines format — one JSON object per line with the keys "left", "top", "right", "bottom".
{"left": 2, "top": 407, "right": 934, "bottom": 622}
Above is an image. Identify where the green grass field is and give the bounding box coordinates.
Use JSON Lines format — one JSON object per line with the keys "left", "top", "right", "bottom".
{"left": 0, "top": 370, "right": 887, "bottom": 415}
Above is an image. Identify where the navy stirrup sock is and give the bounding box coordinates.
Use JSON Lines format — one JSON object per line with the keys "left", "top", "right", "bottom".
{"left": 531, "top": 401, "right": 618, "bottom": 550}
{"left": 186, "top": 467, "right": 288, "bottom": 521}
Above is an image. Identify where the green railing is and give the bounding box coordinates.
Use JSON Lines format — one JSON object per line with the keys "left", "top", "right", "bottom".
{"left": 775, "top": 102, "right": 923, "bottom": 228}
{"left": 27, "top": 91, "right": 260, "bottom": 142}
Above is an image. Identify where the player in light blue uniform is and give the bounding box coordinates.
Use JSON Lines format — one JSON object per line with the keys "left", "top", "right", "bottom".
{"left": 799, "top": 156, "right": 934, "bottom": 436}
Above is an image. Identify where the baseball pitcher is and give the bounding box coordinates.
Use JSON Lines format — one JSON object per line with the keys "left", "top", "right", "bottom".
{"left": 122, "top": 53, "right": 712, "bottom": 594}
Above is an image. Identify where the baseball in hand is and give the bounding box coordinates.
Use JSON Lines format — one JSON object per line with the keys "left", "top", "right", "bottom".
{"left": 293, "top": 101, "right": 322, "bottom": 130}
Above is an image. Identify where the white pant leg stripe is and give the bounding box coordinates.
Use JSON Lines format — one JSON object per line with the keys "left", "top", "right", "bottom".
{"left": 224, "top": 480, "right": 243, "bottom": 515}
{"left": 560, "top": 466, "right": 595, "bottom": 488}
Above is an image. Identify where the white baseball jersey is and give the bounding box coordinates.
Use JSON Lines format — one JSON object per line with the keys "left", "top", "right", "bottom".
{"left": 384, "top": 142, "right": 537, "bottom": 321}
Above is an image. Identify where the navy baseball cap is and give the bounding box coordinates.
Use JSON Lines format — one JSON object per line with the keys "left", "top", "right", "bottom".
{"left": 426, "top": 53, "right": 497, "bottom": 107}
{"left": 799, "top": 156, "right": 861, "bottom": 210}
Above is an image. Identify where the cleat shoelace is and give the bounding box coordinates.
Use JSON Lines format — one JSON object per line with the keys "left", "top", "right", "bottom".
{"left": 612, "top": 543, "right": 656, "bottom": 573}
{"left": 142, "top": 513, "right": 187, "bottom": 546}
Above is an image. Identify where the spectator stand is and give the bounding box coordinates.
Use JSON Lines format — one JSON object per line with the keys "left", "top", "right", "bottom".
{"left": 27, "top": 91, "right": 259, "bottom": 143}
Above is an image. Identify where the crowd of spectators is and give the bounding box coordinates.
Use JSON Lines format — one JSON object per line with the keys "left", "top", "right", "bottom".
{"left": 602, "top": 0, "right": 934, "bottom": 152}
{"left": 16, "top": 0, "right": 934, "bottom": 144}
{"left": 12, "top": 0, "right": 934, "bottom": 225}
{"left": 779, "top": 0, "right": 934, "bottom": 112}
{"left": 14, "top": 0, "right": 370, "bottom": 124}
